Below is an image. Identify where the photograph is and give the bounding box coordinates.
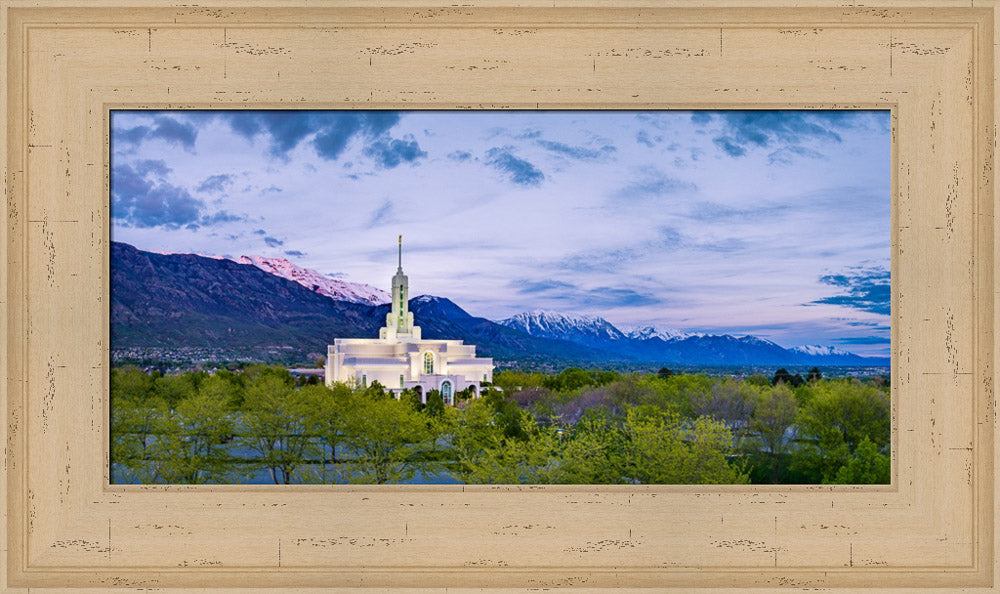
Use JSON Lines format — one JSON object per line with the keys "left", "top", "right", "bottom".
{"left": 109, "top": 109, "right": 891, "bottom": 485}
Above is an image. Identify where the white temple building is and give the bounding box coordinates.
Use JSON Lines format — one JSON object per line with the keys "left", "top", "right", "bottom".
{"left": 325, "top": 236, "right": 493, "bottom": 405}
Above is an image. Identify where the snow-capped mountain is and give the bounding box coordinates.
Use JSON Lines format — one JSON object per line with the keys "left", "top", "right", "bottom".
{"left": 492, "top": 310, "right": 887, "bottom": 366}
{"left": 790, "top": 344, "right": 852, "bottom": 357}
{"left": 497, "top": 310, "right": 627, "bottom": 348}
{"left": 736, "top": 335, "right": 783, "bottom": 348}
{"left": 787, "top": 344, "right": 870, "bottom": 364}
{"left": 624, "top": 325, "right": 697, "bottom": 342}
{"left": 235, "top": 255, "right": 390, "bottom": 306}
{"left": 112, "top": 242, "right": 889, "bottom": 368}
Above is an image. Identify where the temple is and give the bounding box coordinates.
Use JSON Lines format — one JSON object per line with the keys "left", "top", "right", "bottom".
{"left": 325, "top": 236, "right": 494, "bottom": 404}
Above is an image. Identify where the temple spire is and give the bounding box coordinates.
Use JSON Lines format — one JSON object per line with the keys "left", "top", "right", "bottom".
{"left": 383, "top": 233, "right": 415, "bottom": 339}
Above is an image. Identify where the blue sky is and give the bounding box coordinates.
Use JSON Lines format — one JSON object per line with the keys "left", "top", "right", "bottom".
{"left": 111, "top": 110, "right": 891, "bottom": 356}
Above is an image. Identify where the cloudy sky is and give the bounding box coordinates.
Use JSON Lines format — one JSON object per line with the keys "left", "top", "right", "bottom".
{"left": 111, "top": 110, "right": 891, "bottom": 356}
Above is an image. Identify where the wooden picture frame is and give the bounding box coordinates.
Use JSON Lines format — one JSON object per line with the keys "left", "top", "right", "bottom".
{"left": 2, "top": 2, "right": 996, "bottom": 590}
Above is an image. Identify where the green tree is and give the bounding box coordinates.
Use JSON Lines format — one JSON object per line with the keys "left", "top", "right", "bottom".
{"left": 451, "top": 396, "right": 504, "bottom": 481}
{"left": 829, "top": 437, "right": 890, "bottom": 484}
{"left": 790, "top": 379, "right": 890, "bottom": 483}
{"left": 690, "top": 379, "right": 760, "bottom": 444}
{"left": 424, "top": 389, "right": 445, "bottom": 417}
{"left": 152, "top": 373, "right": 199, "bottom": 408}
{"left": 661, "top": 373, "right": 714, "bottom": 417}
{"left": 492, "top": 370, "right": 548, "bottom": 393}
{"left": 480, "top": 389, "right": 528, "bottom": 440}
{"left": 771, "top": 368, "right": 805, "bottom": 388}
{"left": 111, "top": 365, "right": 155, "bottom": 400}
{"left": 240, "top": 374, "right": 316, "bottom": 484}
{"left": 750, "top": 383, "right": 798, "bottom": 483}
{"left": 298, "top": 383, "right": 346, "bottom": 482}
{"left": 455, "top": 405, "right": 560, "bottom": 484}
{"left": 154, "top": 389, "right": 234, "bottom": 483}
{"left": 799, "top": 380, "right": 890, "bottom": 452}
{"left": 743, "top": 374, "right": 772, "bottom": 388}
{"left": 363, "top": 379, "right": 389, "bottom": 399}
{"left": 602, "top": 374, "right": 665, "bottom": 411}
{"left": 339, "top": 396, "right": 436, "bottom": 484}
{"left": 545, "top": 367, "right": 596, "bottom": 392}
{"left": 555, "top": 408, "right": 628, "bottom": 484}
{"left": 110, "top": 392, "right": 170, "bottom": 483}
{"left": 621, "top": 408, "right": 747, "bottom": 484}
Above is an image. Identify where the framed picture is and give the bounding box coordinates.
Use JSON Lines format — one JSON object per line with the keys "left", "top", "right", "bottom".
{"left": 3, "top": 1, "right": 996, "bottom": 590}
{"left": 106, "top": 107, "right": 892, "bottom": 488}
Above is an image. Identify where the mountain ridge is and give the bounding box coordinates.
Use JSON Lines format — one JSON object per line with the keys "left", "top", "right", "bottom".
{"left": 235, "top": 254, "right": 390, "bottom": 305}
{"left": 111, "top": 242, "right": 889, "bottom": 368}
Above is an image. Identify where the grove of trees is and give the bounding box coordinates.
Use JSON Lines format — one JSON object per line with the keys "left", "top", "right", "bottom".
{"left": 111, "top": 364, "right": 890, "bottom": 485}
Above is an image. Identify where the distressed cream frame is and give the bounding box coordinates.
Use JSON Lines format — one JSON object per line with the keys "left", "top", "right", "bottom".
{"left": 2, "top": 2, "right": 997, "bottom": 591}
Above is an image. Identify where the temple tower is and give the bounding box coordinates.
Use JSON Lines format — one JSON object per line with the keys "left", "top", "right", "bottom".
{"left": 380, "top": 235, "right": 420, "bottom": 340}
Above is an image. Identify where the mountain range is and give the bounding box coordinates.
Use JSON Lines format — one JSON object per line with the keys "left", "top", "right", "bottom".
{"left": 111, "top": 242, "right": 889, "bottom": 369}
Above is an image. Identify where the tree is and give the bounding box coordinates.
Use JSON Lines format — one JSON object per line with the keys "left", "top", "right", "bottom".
{"left": 451, "top": 397, "right": 506, "bottom": 482}
{"left": 799, "top": 380, "right": 890, "bottom": 452}
{"left": 339, "top": 396, "right": 437, "bottom": 484}
{"left": 110, "top": 392, "right": 171, "bottom": 483}
{"left": 461, "top": 424, "right": 560, "bottom": 484}
{"left": 603, "top": 374, "right": 667, "bottom": 412}
{"left": 661, "top": 374, "right": 714, "bottom": 417}
{"left": 657, "top": 367, "right": 673, "bottom": 380}
{"left": 743, "top": 374, "right": 771, "bottom": 388}
{"left": 480, "top": 389, "right": 528, "bottom": 440}
{"left": 363, "top": 379, "right": 389, "bottom": 399}
{"left": 829, "top": 437, "right": 890, "bottom": 484}
{"left": 552, "top": 386, "right": 615, "bottom": 425}
{"left": 152, "top": 373, "right": 199, "bottom": 408}
{"left": 111, "top": 365, "right": 155, "bottom": 400}
{"left": 156, "top": 388, "right": 235, "bottom": 483}
{"left": 492, "top": 370, "right": 548, "bottom": 393}
{"left": 545, "top": 367, "right": 596, "bottom": 392}
{"left": 771, "top": 368, "right": 805, "bottom": 388}
{"left": 299, "top": 383, "right": 346, "bottom": 482}
{"left": 807, "top": 367, "right": 822, "bottom": 383}
{"left": 424, "top": 389, "right": 445, "bottom": 417}
{"left": 555, "top": 408, "right": 628, "bottom": 484}
{"left": 453, "top": 400, "right": 559, "bottom": 484}
{"left": 790, "top": 379, "right": 890, "bottom": 483}
{"left": 240, "top": 374, "right": 316, "bottom": 484}
{"left": 621, "top": 408, "right": 747, "bottom": 484}
{"left": 750, "top": 383, "right": 798, "bottom": 483}
{"left": 690, "top": 379, "right": 759, "bottom": 443}
{"left": 455, "top": 386, "right": 477, "bottom": 404}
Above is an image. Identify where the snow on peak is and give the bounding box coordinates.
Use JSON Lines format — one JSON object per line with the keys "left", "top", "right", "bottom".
{"left": 235, "top": 255, "right": 390, "bottom": 305}
{"left": 790, "top": 344, "right": 851, "bottom": 357}
{"left": 623, "top": 325, "right": 695, "bottom": 342}
{"left": 736, "top": 335, "right": 781, "bottom": 347}
{"left": 498, "top": 310, "right": 626, "bottom": 340}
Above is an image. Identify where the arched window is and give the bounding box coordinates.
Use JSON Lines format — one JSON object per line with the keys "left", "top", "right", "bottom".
{"left": 423, "top": 352, "right": 434, "bottom": 374}
{"left": 441, "top": 381, "right": 453, "bottom": 405}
